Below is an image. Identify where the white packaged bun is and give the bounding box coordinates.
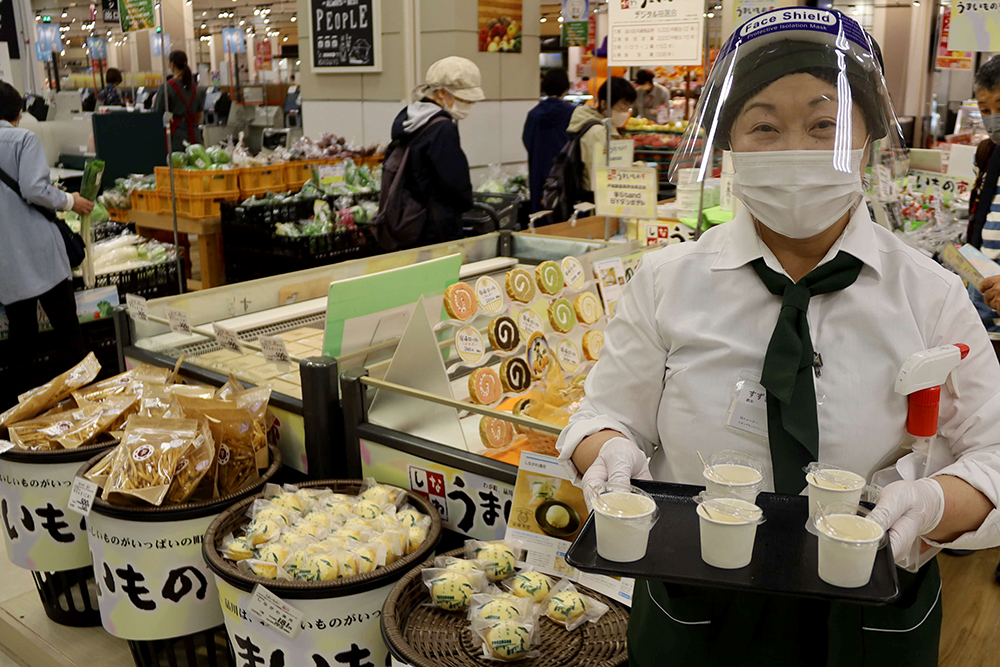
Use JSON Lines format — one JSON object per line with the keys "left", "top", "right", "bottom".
{"left": 237, "top": 558, "right": 292, "bottom": 581}
{"left": 508, "top": 569, "right": 555, "bottom": 603}
{"left": 467, "top": 592, "right": 534, "bottom": 623}
{"left": 421, "top": 568, "right": 486, "bottom": 611}
{"left": 464, "top": 540, "right": 524, "bottom": 582}
{"left": 471, "top": 616, "right": 537, "bottom": 662}
{"left": 541, "top": 579, "right": 610, "bottom": 631}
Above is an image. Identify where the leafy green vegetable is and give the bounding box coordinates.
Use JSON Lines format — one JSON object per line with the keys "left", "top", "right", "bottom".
{"left": 91, "top": 202, "right": 110, "bottom": 224}
{"left": 97, "top": 301, "right": 114, "bottom": 317}
{"left": 208, "top": 147, "right": 230, "bottom": 164}
{"left": 185, "top": 144, "right": 211, "bottom": 170}
{"left": 81, "top": 159, "right": 106, "bottom": 201}
{"left": 171, "top": 152, "right": 189, "bottom": 168}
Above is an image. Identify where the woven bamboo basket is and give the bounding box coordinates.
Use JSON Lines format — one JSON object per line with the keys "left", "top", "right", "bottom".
{"left": 381, "top": 548, "right": 630, "bottom": 667}
{"left": 203, "top": 479, "right": 443, "bottom": 597}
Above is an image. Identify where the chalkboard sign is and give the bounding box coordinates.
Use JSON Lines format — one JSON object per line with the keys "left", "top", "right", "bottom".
{"left": 310, "top": 0, "right": 381, "bottom": 73}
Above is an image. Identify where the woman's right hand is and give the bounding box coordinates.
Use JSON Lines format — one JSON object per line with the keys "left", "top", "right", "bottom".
{"left": 71, "top": 193, "right": 94, "bottom": 216}
{"left": 581, "top": 437, "right": 653, "bottom": 491}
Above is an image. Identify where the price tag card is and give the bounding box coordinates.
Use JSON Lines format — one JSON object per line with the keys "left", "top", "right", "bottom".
{"left": 165, "top": 307, "right": 192, "bottom": 334}
{"left": 0, "top": 439, "right": 15, "bottom": 454}
{"left": 213, "top": 323, "right": 243, "bottom": 353}
{"left": 259, "top": 335, "right": 291, "bottom": 364}
{"left": 67, "top": 476, "right": 99, "bottom": 516}
{"left": 125, "top": 294, "right": 148, "bottom": 321}
{"left": 248, "top": 584, "right": 303, "bottom": 639}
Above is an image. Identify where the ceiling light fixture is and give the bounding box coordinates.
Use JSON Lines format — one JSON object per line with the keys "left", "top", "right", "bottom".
{"left": 290, "top": 15, "right": 296, "bottom": 21}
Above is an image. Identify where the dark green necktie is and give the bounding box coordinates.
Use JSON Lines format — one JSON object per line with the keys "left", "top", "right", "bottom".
{"left": 750, "top": 251, "right": 864, "bottom": 494}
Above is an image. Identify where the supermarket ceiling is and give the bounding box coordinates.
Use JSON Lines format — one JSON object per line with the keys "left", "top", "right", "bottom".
{"left": 29, "top": 0, "right": 299, "bottom": 45}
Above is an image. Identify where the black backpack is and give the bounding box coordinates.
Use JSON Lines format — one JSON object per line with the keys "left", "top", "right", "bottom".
{"left": 541, "top": 120, "right": 602, "bottom": 223}
{"left": 372, "top": 116, "right": 450, "bottom": 252}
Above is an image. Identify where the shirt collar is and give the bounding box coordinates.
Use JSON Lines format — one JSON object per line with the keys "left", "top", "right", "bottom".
{"left": 710, "top": 204, "right": 882, "bottom": 280}
{"left": 0, "top": 121, "right": 11, "bottom": 128}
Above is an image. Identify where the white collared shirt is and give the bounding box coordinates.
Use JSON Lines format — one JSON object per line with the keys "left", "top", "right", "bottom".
{"left": 558, "top": 206, "right": 1000, "bottom": 551}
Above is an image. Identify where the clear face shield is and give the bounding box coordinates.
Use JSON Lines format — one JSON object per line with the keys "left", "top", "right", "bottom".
{"left": 667, "top": 9, "right": 908, "bottom": 236}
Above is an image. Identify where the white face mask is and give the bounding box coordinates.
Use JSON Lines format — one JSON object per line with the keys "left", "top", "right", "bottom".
{"left": 730, "top": 149, "right": 865, "bottom": 239}
{"left": 611, "top": 110, "right": 631, "bottom": 128}
{"left": 983, "top": 113, "right": 1000, "bottom": 145}
{"left": 450, "top": 99, "right": 474, "bottom": 121}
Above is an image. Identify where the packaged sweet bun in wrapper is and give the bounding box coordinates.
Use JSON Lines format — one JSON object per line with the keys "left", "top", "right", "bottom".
{"left": 471, "top": 614, "right": 539, "bottom": 662}
{"left": 244, "top": 515, "right": 284, "bottom": 548}
{"left": 248, "top": 497, "right": 299, "bottom": 527}
{"left": 421, "top": 568, "right": 484, "bottom": 611}
{"left": 395, "top": 506, "right": 429, "bottom": 528}
{"left": 343, "top": 541, "right": 388, "bottom": 574}
{"left": 104, "top": 416, "right": 199, "bottom": 506}
{"left": 1, "top": 353, "right": 101, "bottom": 430}
{"left": 505, "top": 568, "right": 556, "bottom": 603}
{"left": 540, "top": 579, "right": 609, "bottom": 631}
{"left": 358, "top": 478, "right": 407, "bottom": 508}
{"left": 467, "top": 591, "right": 535, "bottom": 623}
{"left": 7, "top": 407, "right": 96, "bottom": 451}
{"left": 289, "top": 518, "right": 331, "bottom": 541}
{"left": 464, "top": 539, "right": 524, "bottom": 582}
{"left": 221, "top": 533, "right": 256, "bottom": 562}
{"left": 369, "top": 525, "right": 406, "bottom": 565}
{"left": 263, "top": 483, "right": 319, "bottom": 514}
{"left": 435, "top": 555, "right": 488, "bottom": 579}
{"left": 237, "top": 557, "right": 293, "bottom": 581}
{"left": 405, "top": 514, "right": 433, "bottom": 554}
{"left": 164, "top": 419, "right": 216, "bottom": 504}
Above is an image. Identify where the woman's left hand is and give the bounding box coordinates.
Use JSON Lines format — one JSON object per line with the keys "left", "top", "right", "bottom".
{"left": 869, "top": 478, "right": 945, "bottom": 565}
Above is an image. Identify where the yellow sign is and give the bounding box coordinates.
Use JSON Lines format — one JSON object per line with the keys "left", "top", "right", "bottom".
{"left": 595, "top": 166, "right": 658, "bottom": 220}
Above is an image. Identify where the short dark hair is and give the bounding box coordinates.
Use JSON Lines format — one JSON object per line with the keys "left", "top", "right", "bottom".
{"left": 542, "top": 68, "right": 570, "bottom": 97}
{"left": 975, "top": 54, "right": 1000, "bottom": 94}
{"left": 636, "top": 69, "right": 655, "bottom": 86}
{"left": 597, "top": 76, "right": 637, "bottom": 109}
{"left": 0, "top": 81, "right": 22, "bottom": 122}
{"left": 106, "top": 68, "right": 123, "bottom": 85}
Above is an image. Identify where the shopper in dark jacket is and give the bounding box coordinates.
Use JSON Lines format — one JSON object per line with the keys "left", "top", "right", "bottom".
{"left": 98, "top": 68, "right": 124, "bottom": 106}
{"left": 523, "top": 69, "right": 575, "bottom": 214}
{"left": 387, "top": 57, "right": 483, "bottom": 246}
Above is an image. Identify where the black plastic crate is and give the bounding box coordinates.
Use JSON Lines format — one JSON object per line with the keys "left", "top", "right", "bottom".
{"left": 464, "top": 192, "right": 523, "bottom": 234}
{"left": 73, "top": 260, "right": 182, "bottom": 300}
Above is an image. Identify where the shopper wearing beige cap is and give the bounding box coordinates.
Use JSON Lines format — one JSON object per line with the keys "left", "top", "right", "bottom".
{"left": 377, "top": 57, "right": 484, "bottom": 250}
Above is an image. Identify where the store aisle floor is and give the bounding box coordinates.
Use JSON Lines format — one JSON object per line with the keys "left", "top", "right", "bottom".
{"left": 939, "top": 547, "right": 1000, "bottom": 667}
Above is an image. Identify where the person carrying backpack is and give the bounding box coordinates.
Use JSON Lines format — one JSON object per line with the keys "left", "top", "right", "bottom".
{"left": 373, "top": 57, "right": 483, "bottom": 251}
{"left": 542, "top": 77, "right": 636, "bottom": 222}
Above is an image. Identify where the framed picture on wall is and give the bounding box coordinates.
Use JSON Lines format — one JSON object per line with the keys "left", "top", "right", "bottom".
{"left": 310, "top": 0, "right": 382, "bottom": 73}
{"left": 478, "top": 0, "right": 523, "bottom": 53}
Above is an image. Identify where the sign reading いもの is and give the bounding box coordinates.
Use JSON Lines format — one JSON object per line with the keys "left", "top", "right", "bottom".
{"left": 947, "top": 0, "right": 1000, "bottom": 52}
{"left": 311, "top": 0, "right": 381, "bottom": 73}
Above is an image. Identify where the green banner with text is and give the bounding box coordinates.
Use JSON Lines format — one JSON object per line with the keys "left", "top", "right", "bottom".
{"left": 561, "top": 21, "right": 588, "bottom": 47}
{"left": 118, "top": 0, "right": 154, "bottom": 33}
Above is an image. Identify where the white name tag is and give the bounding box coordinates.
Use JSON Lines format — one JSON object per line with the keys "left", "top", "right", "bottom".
{"left": 727, "top": 377, "right": 768, "bottom": 438}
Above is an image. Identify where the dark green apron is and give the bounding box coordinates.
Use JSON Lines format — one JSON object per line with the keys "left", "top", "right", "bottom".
{"left": 627, "top": 559, "right": 941, "bottom": 667}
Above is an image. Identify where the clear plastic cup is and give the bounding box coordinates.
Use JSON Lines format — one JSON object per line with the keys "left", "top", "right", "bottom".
{"left": 805, "top": 465, "right": 866, "bottom": 510}
{"left": 811, "top": 502, "right": 885, "bottom": 588}
{"left": 702, "top": 450, "right": 765, "bottom": 503}
{"left": 696, "top": 496, "right": 764, "bottom": 569}
{"left": 588, "top": 482, "right": 659, "bottom": 562}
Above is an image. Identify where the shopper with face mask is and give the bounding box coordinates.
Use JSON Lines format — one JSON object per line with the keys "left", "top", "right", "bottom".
{"left": 964, "top": 56, "right": 1000, "bottom": 327}
{"left": 385, "top": 56, "right": 483, "bottom": 246}
{"left": 559, "top": 10, "right": 1000, "bottom": 666}
{"left": 566, "top": 76, "right": 637, "bottom": 195}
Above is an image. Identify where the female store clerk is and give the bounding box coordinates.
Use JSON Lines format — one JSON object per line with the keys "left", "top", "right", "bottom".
{"left": 154, "top": 51, "right": 206, "bottom": 152}
{"left": 557, "top": 10, "right": 1000, "bottom": 667}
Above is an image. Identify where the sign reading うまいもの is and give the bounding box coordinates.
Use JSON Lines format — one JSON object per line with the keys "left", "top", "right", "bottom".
{"left": 310, "top": 0, "right": 382, "bottom": 73}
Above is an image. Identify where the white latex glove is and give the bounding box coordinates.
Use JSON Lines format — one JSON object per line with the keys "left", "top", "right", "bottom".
{"left": 869, "top": 478, "right": 946, "bottom": 567}
{"left": 580, "top": 437, "right": 653, "bottom": 493}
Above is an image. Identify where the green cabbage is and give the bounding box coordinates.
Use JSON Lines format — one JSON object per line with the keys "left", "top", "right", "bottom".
{"left": 171, "top": 152, "right": 188, "bottom": 168}
{"left": 208, "top": 147, "right": 230, "bottom": 164}
{"left": 185, "top": 144, "right": 211, "bottom": 170}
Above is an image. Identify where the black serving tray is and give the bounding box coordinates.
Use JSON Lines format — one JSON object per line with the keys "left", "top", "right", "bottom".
{"left": 565, "top": 480, "right": 899, "bottom": 605}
